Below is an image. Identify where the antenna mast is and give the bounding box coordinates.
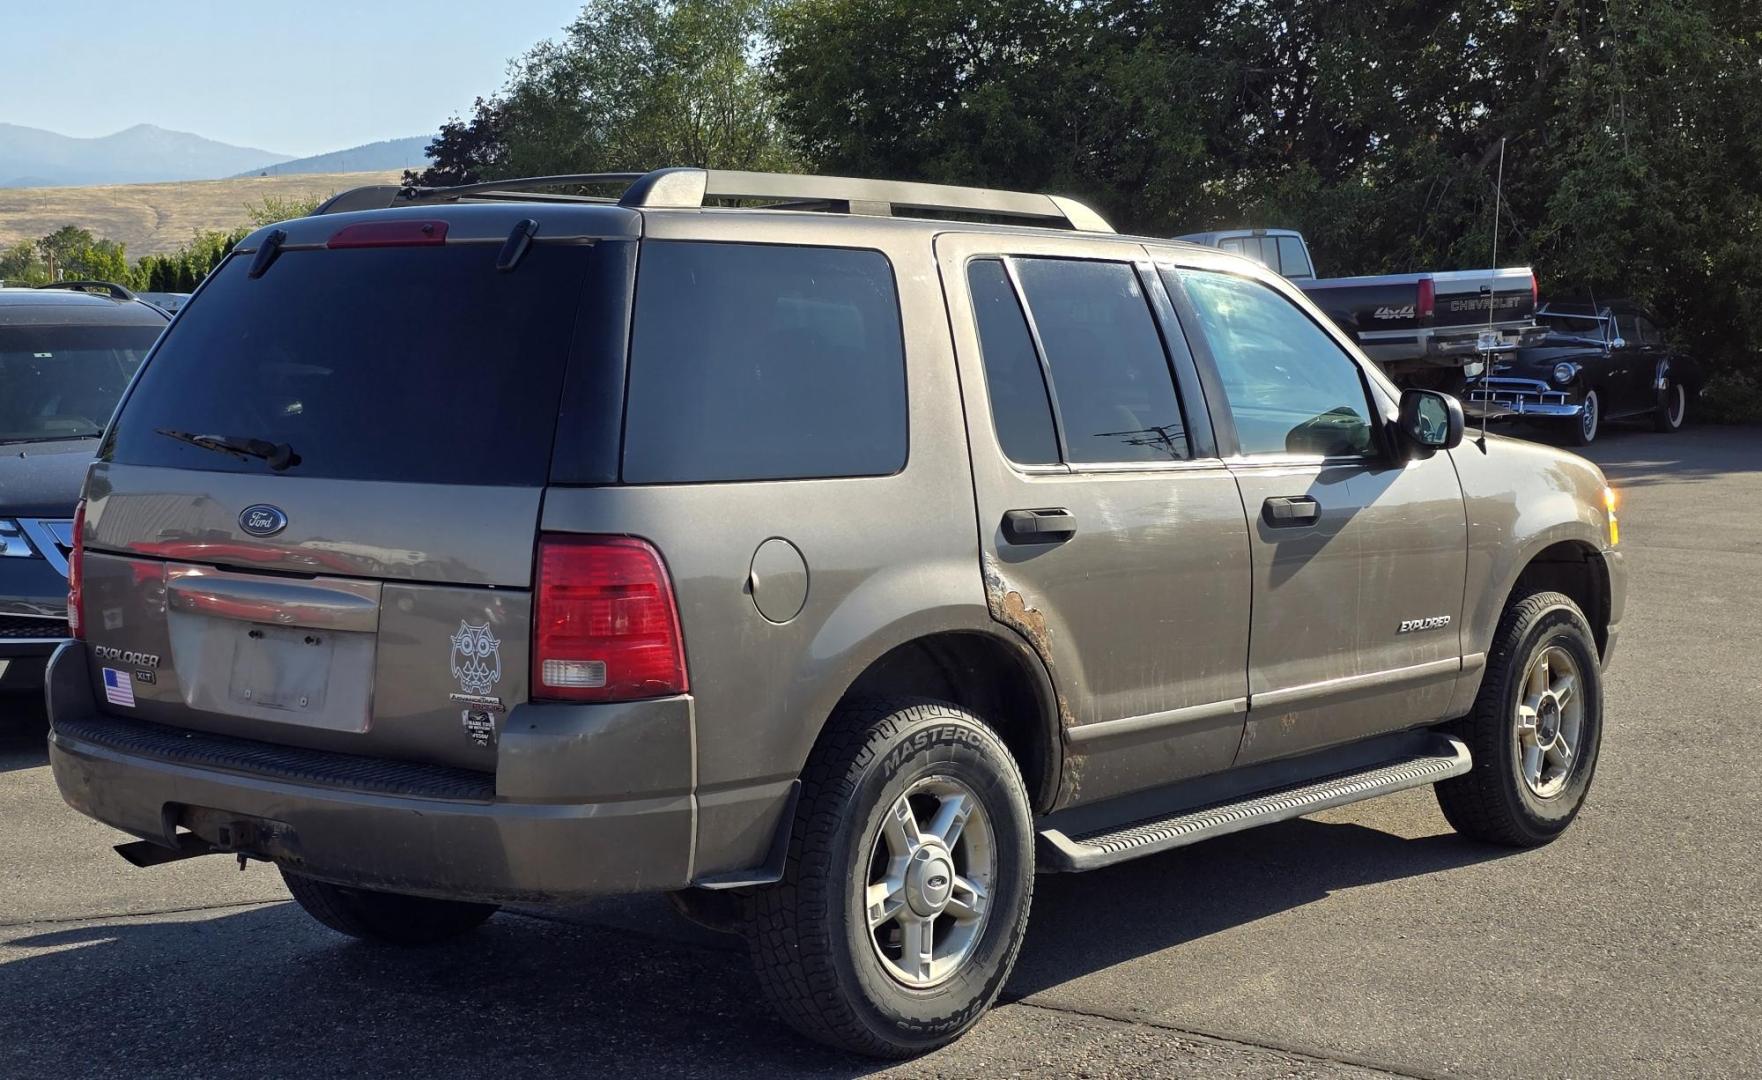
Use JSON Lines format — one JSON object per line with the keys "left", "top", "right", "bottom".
{"left": 1475, "top": 137, "right": 1507, "bottom": 451}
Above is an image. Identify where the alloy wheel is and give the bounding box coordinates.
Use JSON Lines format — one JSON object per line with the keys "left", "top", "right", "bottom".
{"left": 1513, "top": 644, "right": 1584, "bottom": 799}
{"left": 864, "top": 776, "right": 997, "bottom": 988}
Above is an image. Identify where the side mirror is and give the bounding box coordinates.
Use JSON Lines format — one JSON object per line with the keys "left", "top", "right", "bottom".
{"left": 1610, "top": 337, "right": 1626, "bottom": 351}
{"left": 1398, "top": 388, "right": 1464, "bottom": 453}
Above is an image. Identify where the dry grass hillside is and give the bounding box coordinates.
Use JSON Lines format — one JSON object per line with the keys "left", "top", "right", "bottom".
{"left": 0, "top": 171, "right": 404, "bottom": 257}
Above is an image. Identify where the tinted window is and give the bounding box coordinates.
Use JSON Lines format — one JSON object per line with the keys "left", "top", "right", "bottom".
{"left": 1276, "top": 236, "right": 1313, "bottom": 278}
{"left": 1, "top": 322, "right": 160, "bottom": 442}
{"left": 622, "top": 242, "right": 906, "bottom": 483}
{"left": 966, "top": 260, "right": 1058, "bottom": 465}
{"left": 1174, "top": 269, "right": 1375, "bottom": 458}
{"left": 1014, "top": 259, "right": 1189, "bottom": 463}
{"left": 107, "top": 244, "right": 593, "bottom": 484}
{"left": 1635, "top": 316, "right": 1661, "bottom": 346}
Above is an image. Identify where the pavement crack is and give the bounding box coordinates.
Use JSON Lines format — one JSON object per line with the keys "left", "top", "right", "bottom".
{"left": 1001, "top": 997, "right": 1447, "bottom": 1080}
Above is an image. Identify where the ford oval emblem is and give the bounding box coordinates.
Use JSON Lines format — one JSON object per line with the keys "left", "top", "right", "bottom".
{"left": 239, "top": 504, "right": 288, "bottom": 537}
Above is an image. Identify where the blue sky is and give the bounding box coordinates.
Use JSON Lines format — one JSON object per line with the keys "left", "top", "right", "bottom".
{"left": 2, "top": 1, "right": 588, "bottom": 156}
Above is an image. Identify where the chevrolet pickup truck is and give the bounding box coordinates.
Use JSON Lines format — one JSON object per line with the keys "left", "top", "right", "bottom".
{"left": 1176, "top": 228, "right": 1545, "bottom": 385}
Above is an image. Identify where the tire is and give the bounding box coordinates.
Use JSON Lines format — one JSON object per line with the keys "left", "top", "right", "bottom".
{"left": 1435, "top": 590, "right": 1603, "bottom": 846}
{"left": 746, "top": 697, "right": 1034, "bottom": 1058}
{"left": 1567, "top": 389, "right": 1599, "bottom": 446}
{"left": 280, "top": 868, "right": 499, "bottom": 945}
{"left": 1654, "top": 378, "right": 1688, "bottom": 432}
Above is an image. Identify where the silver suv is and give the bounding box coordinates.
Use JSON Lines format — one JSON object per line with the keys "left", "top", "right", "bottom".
{"left": 46, "top": 168, "right": 1624, "bottom": 1058}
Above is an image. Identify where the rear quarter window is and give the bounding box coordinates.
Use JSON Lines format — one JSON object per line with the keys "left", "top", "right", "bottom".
{"left": 620, "top": 241, "right": 907, "bottom": 484}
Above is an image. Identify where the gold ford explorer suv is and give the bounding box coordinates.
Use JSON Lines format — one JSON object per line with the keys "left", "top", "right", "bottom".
{"left": 46, "top": 168, "right": 1624, "bottom": 1058}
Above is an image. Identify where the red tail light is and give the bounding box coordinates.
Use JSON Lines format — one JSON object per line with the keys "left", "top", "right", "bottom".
{"left": 67, "top": 499, "right": 86, "bottom": 639}
{"left": 327, "top": 220, "right": 448, "bottom": 249}
{"left": 1416, "top": 277, "right": 1435, "bottom": 321}
{"left": 1531, "top": 272, "right": 1539, "bottom": 310}
{"left": 532, "top": 535, "right": 687, "bottom": 702}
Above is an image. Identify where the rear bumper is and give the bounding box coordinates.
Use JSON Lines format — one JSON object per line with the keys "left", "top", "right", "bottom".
{"left": 44, "top": 643, "right": 698, "bottom": 904}
{"left": 1362, "top": 325, "right": 1547, "bottom": 367}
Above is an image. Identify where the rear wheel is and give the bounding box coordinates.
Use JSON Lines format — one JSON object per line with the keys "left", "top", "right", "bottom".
{"left": 747, "top": 697, "right": 1033, "bottom": 1058}
{"left": 1435, "top": 590, "right": 1603, "bottom": 846}
{"left": 1654, "top": 379, "right": 1688, "bottom": 432}
{"left": 280, "top": 868, "right": 499, "bottom": 945}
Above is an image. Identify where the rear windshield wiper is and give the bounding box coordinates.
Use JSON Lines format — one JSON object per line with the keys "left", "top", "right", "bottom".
{"left": 155, "top": 429, "right": 301, "bottom": 471}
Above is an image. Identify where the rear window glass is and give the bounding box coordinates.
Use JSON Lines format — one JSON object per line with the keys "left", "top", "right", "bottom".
{"left": 105, "top": 244, "right": 593, "bottom": 485}
{"left": 1, "top": 322, "right": 161, "bottom": 443}
{"left": 621, "top": 241, "right": 906, "bottom": 484}
{"left": 1276, "top": 236, "right": 1312, "bottom": 278}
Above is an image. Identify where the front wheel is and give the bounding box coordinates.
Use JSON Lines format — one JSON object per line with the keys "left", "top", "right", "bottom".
{"left": 280, "top": 868, "right": 499, "bottom": 945}
{"left": 1566, "top": 389, "right": 1600, "bottom": 446}
{"left": 747, "top": 698, "right": 1034, "bottom": 1058}
{"left": 1654, "top": 379, "right": 1688, "bottom": 432}
{"left": 1435, "top": 590, "right": 1604, "bottom": 846}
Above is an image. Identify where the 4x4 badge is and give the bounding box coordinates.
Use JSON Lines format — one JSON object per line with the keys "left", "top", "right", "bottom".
{"left": 238, "top": 504, "right": 288, "bottom": 537}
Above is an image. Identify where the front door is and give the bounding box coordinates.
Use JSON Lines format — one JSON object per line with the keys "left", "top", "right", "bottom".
{"left": 1155, "top": 256, "right": 1469, "bottom": 766}
{"left": 937, "top": 232, "right": 1253, "bottom": 806}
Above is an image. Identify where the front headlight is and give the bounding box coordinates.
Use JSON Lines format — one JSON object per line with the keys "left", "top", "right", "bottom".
{"left": 0, "top": 519, "right": 38, "bottom": 558}
{"left": 1552, "top": 361, "right": 1580, "bottom": 385}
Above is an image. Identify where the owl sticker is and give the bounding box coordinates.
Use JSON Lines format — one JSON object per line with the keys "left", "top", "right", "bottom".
{"left": 449, "top": 621, "right": 502, "bottom": 696}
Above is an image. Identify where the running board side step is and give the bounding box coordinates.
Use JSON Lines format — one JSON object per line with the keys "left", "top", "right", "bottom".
{"left": 1039, "top": 735, "right": 1471, "bottom": 872}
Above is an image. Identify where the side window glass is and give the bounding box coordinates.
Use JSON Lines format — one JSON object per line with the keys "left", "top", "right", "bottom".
{"left": 1219, "top": 238, "right": 1245, "bottom": 256}
{"left": 1173, "top": 268, "right": 1376, "bottom": 458}
{"left": 1276, "top": 236, "right": 1313, "bottom": 278}
{"left": 1014, "top": 259, "right": 1190, "bottom": 463}
{"left": 622, "top": 242, "right": 907, "bottom": 483}
{"left": 1636, "top": 317, "right": 1660, "bottom": 346}
{"left": 967, "top": 260, "right": 1059, "bottom": 465}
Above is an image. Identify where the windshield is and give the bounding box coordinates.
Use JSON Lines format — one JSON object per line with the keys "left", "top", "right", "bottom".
{"left": 0, "top": 322, "right": 161, "bottom": 443}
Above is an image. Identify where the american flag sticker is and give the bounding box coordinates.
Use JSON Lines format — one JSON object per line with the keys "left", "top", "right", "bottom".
{"left": 102, "top": 667, "right": 136, "bottom": 708}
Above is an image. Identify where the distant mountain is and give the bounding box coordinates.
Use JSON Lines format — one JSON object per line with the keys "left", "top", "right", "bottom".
{"left": 236, "top": 136, "right": 430, "bottom": 178}
{"left": 0, "top": 123, "right": 293, "bottom": 187}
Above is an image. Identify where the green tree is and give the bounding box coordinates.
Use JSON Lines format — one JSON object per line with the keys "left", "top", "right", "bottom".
{"left": 408, "top": 0, "right": 797, "bottom": 186}
{"left": 0, "top": 239, "right": 48, "bottom": 285}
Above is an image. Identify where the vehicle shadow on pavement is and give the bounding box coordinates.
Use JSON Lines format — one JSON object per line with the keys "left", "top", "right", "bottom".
{"left": 1005, "top": 815, "right": 1505, "bottom": 1000}
{"left": 0, "top": 696, "right": 48, "bottom": 773}
{"left": 1571, "top": 424, "right": 1762, "bottom": 488}
{"left": 1, "top": 901, "right": 889, "bottom": 1080}
{"left": 0, "top": 815, "right": 1504, "bottom": 1078}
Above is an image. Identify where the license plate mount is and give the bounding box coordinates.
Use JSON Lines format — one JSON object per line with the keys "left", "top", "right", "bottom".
{"left": 228, "top": 623, "right": 334, "bottom": 716}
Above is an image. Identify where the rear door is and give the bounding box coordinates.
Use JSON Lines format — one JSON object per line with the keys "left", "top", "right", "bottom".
{"left": 937, "top": 232, "right": 1252, "bottom": 805}
{"left": 80, "top": 215, "right": 637, "bottom": 771}
{"left": 1154, "top": 253, "right": 1468, "bottom": 765}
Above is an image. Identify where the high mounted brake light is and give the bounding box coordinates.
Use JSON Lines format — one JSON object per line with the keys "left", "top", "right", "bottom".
{"left": 532, "top": 535, "right": 688, "bottom": 702}
{"left": 326, "top": 220, "right": 448, "bottom": 249}
{"left": 67, "top": 499, "right": 86, "bottom": 639}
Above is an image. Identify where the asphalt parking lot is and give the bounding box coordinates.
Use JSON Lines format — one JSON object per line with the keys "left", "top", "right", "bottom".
{"left": 2, "top": 423, "right": 1758, "bottom": 1079}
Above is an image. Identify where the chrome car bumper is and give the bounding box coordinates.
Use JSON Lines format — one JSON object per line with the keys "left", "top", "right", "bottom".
{"left": 1467, "top": 377, "right": 1583, "bottom": 418}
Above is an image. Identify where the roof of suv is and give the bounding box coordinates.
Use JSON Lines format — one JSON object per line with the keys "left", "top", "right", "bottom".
{"left": 0, "top": 286, "right": 170, "bottom": 327}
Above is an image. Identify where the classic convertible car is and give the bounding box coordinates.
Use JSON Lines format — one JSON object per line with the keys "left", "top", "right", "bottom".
{"left": 1466, "top": 300, "right": 1696, "bottom": 445}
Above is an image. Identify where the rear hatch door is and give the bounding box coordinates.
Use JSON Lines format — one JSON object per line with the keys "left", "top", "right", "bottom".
{"left": 80, "top": 208, "right": 636, "bottom": 770}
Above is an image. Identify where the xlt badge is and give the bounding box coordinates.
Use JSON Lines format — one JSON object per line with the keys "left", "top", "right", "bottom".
{"left": 1398, "top": 615, "right": 1452, "bottom": 633}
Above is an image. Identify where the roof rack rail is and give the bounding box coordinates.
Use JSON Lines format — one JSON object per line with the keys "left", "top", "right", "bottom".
{"left": 621, "top": 168, "right": 1113, "bottom": 232}
{"left": 34, "top": 280, "right": 137, "bottom": 302}
{"left": 315, "top": 168, "right": 1113, "bottom": 232}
